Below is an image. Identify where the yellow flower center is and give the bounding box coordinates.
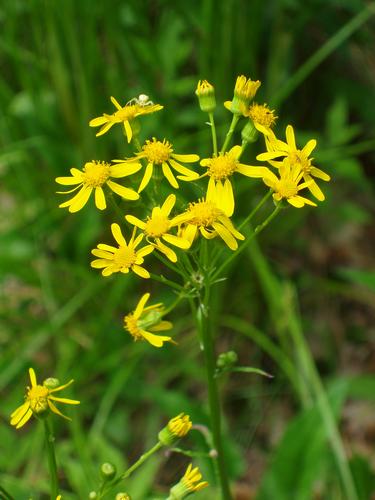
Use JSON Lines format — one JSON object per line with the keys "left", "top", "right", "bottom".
{"left": 113, "top": 246, "right": 137, "bottom": 269}
{"left": 206, "top": 153, "right": 237, "bottom": 180}
{"left": 168, "top": 413, "right": 192, "bottom": 437}
{"left": 275, "top": 179, "right": 298, "bottom": 198}
{"left": 142, "top": 139, "right": 172, "bottom": 164}
{"left": 187, "top": 200, "right": 221, "bottom": 227}
{"left": 82, "top": 161, "right": 110, "bottom": 187}
{"left": 113, "top": 104, "right": 137, "bottom": 122}
{"left": 248, "top": 103, "right": 277, "bottom": 129}
{"left": 124, "top": 313, "right": 142, "bottom": 340}
{"left": 288, "top": 151, "right": 311, "bottom": 172}
{"left": 144, "top": 215, "right": 170, "bottom": 238}
{"left": 27, "top": 385, "right": 49, "bottom": 413}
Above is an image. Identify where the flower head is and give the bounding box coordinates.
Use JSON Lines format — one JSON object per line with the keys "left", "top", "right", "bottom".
{"left": 56, "top": 160, "right": 140, "bottom": 212}
{"left": 168, "top": 464, "right": 209, "bottom": 499}
{"left": 195, "top": 80, "right": 216, "bottom": 113}
{"left": 257, "top": 125, "right": 330, "bottom": 201}
{"left": 114, "top": 138, "right": 199, "bottom": 192}
{"left": 124, "top": 293, "right": 173, "bottom": 348}
{"left": 10, "top": 368, "right": 80, "bottom": 429}
{"left": 200, "top": 145, "right": 269, "bottom": 216}
{"left": 126, "top": 194, "right": 191, "bottom": 262}
{"left": 225, "top": 75, "right": 261, "bottom": 115}
{"left": 246, "top": 103, "right": 277, "bottom": 134}
{"left": 159, "top": 413, "right": 192, "bottom": 446}
{"left": 262, "top": 162, "right": 317, "bottom": 208}
{"left": 89, "top": 96, "right": 163, "bottom": 142}
{"left": 91, "top": 224, "right": 153, "bottom": 278}
{"left": 176, "top": 190, "right": 245, "bottom": 251}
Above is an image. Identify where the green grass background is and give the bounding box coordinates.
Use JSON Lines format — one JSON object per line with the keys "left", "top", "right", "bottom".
{"left": 1, "top": 0, "right": 375, "bottom": 498}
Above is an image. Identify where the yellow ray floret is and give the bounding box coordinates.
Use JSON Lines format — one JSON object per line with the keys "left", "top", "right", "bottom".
{"left": 169, "top": 463, "right": 208, "bottom": 498}
{"left": 124, "top": 293, "right": 173, "bottom": 347}
{"left": 89, "top": 96, "right": 163, "bottom": 142}
{"left": 56, "top": 160, "right": 140, "bottom": 212}
{"left": 257, "top": 125, "right": 330, "bottom": 201}
{"left": 262, "top": 162, "right": 317, "bottom": 208}
{"left": 113, "top": 138, "right": 199, "bottom": 192}
{"left": 91, "top": 224, "right": 153, "bottom": 278}
{"left": 200, "top": 145, "right": 269, "bottom": 216}
{"left": 125, "top": 194, "right": 191, "bottom": 262}
{"left": 10, "top": 368, "right": 80, "bottom": 429}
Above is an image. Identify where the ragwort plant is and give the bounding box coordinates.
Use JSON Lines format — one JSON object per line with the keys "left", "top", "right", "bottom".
{"left": 9, "top": 77, "right": 330, "bottom": 499}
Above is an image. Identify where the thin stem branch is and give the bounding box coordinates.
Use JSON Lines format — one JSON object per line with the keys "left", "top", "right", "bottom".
{"left": 220, "top": 114, "right": 240, "bottom": 153}
{"left": 43, "top": 418, "right": 59, "bottom": 500}
{"left": 209, "top": 112, "right": 218, "bottom": 156}
{"left": 212, "top": 203, "right": 281, "bottom": 281}
{"left": 238, "top": 190, "right": 272, "bottom": 231}
{"left": 149, "top": 272, "right": 184, "bottom": 292}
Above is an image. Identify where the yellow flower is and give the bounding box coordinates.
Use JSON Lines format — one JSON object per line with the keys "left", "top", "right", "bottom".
{"left": 257, "top": 125, "right": 330, "bottom": 201}
{"left": 124, "top": 293, "right": 173, "bottom": 347}
{"left": 224, "top": 75, "right": 261, "bottom": 115}
{"left": 159, "top": 413, "right": 192, "bottom": 446}
{"left": 125, "top": 194, "right": 191, "bottom": 262}
{"left": 89, "top": 96, "right": 163, "bottom": 142}
{"left": 114, "top": 138, "right": 199, "bottom": 192}
{"left": 168, "top": 463, "right": 208, "bottom": 499}
{"left": 176, "top": 190, "right": 245, "bottom": 250}
{"left": 91, "top": 224, "right": 153, "bottom": 278}
{"left": 262, "top": 162, "right": 317, "bottom": 208}
{"left": 200, "top": 145, "right": 269, "bottom": 216}
{"left": 10, "top": 368, "right": 80, "bottom": 429}
{"left": 56, "top": 160, "right": 140, "bottom": 213}
{"left": 245, "top": 102, "right": 277, "bottom": 135}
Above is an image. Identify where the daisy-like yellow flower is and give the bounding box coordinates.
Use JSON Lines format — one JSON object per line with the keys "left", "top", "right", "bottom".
{"left": 159, "top": 413, "right": 192, "bottom": 446}
{"left": 257, "top": 125, "right": 330, "bottom": 201}
{"left": 125, "top": 194, "right": 190, "bottom": 262}
{"left": 176, "top": 190, "right": 245, "bottom": 250}
{"left": 245, "top": 102, "right": 277, "bottom": 135}
{"left": 10, "top": 368, "right": 80, "bottom": 429}
{"left": 262, "top": 162, "right": 317, "bottom": 208}
{"left": 200, "top": 145, "right": 270, "bottom": 216}
{"left": 56, "top": 160, "right": 140, "bottom": 213}
{"left": 114, "top": 138, "right": 200, "bottom": 192}
{"left": 91, "top": 224, "right": 153, "bottom": 278}
{"left": 168, "top": 463, "right": 208, "bottom": 499}
{"left": 89, "top": 96, "right": 163, "bottom": 142}
{"left": 224, "top": 75, "right": 261, "bottom": 115}
{"left": 124, "top": 293, "right": 173, "bottom": 348}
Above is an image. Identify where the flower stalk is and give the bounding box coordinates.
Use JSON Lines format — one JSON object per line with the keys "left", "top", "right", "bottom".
{"left": 44, "top": 418, "right": 59, "bottom": 500}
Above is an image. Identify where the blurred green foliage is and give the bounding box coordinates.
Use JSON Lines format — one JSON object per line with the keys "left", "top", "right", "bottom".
{"left": 1, "top": 0, "right": 375, "bottom": 498}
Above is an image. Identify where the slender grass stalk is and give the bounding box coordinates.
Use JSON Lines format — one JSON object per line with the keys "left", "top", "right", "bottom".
{"left": 43, "top": 418, "right": 59, "bottom": 500}
{"left": 0, "top": 485, "right": 15, "bottom": 500}
{"left": 272, "top": 4, "right": 375, "bottom": 106}
{"left": 285, "top": 286, "right": 359, "bottom": 500}
{"left": 220, "top": 114, "right": 240, "bottom": 153}
{"left": 208, "top": 112, "right": 218, "bottom": 156}
{"left": 195, "top": 286, "right": 232, "bottom": 500}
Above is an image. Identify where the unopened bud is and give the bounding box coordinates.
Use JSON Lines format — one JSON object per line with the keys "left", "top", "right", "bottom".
{"left": 43, "top": 378, "right": 60, "bottom": 390}
{"left": 100, "top": 462, "right": 116, "bottom": 480}
{"left": 195, "top": 80, "right": 216, "bottom": 113}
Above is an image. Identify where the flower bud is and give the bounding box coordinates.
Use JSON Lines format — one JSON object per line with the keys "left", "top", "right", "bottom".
{"left": 43, "top": 378, "right": 60, "bottom": 390}
{"left": 158, "top": 413, "right": 192, "bottom": 447}
{"left": 217, "top": 350, "right": 238, "bottom": 369}
{"left": 241, "top": 120, "right": 258, "bottom": 144}
{"left": 100, "top": 462, "right": 116, "bottom": 481}
{"left": 88, "top": 492, "right": 97, "bottom": 499}
{"left": 195, "top": 80, "right": 216, "bottom": 113}
{"left": 116, "top": 493, "right": 131, "bottom": 500}
{"left": 225, "top": 75, "right": 261, "bottom": 115}
{"left": 168, "top": 463, "right": 208, "bottom": 499}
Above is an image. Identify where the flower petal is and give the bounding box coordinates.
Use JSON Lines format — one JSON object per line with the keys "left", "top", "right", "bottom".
{"left": 49, "top": 396, "right": 80, "bottom": 405}
{"left": 29, "top": 368, "right": 37, "bottom": 387}
{"left": 286, "top": 125, "right": 296, "bottom": 150}
{"left": 134, "top": 293, "right": 150, "bottom": 318}
{"left": 161, "top": 194, "right": 176, "bottom": 216}
{"left": 124, "top": 120, "right": 133, "bottom": 142}
{"left": 110, "top": 96, "right": 123, "bottom": 110}
{"left": 302, "top": 139, "right": 316, "bottom": 157}
{"left": 162, "top": 162, "right": 179, "bottom": 188}
{"left": 155, "top": 240, "right": 177, "bottom": 262}
{"left": 111, "top": 223, "right": 127, "bottom": 246}
{"left": 95, "top": 187, "right": 106, "bottom": 210}
{"left": 212, "top": 222, "right": 238, "bottom": 250}
{"left": 68, "top": 187, "right": 92, "bottom": 213}
{"left": 125, "top": 215, "right": 146, "bottom": 229}
{"left": 107, "top": 180, "right": 139, "bottom": 200}
{"left": 110, "top": 162, "right": 142, "bottom": 177}
{"left": 132, "top": 265, "right": 150, "bottom": 279}
{"left": 310, "top": 166, "right": 330, "bottom": 181}
{"left": 47, "top": 400, "right": 71, "bottom": 420}
{"left": 55, "top": 176, "right": 82, "bottom": 186}
{"left": 162, "top": 233, "right": 190, "bottom": 249}
{"left": 138, "top": 163, "right": 153, "bottom": 193}
{"left": 89, "top": 116, "right": 108, "bottom": 127}
{"left": 172, "top": 153, "right": 199, "bottom": 163}
{"left": 140, "top": 330, "right": 172, "bottom": 347}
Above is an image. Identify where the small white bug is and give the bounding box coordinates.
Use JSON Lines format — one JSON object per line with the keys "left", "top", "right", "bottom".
{"left": 126, "top": 94, "right": 154, "bottom": 107}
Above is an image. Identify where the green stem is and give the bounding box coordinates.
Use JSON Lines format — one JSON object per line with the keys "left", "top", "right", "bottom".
{"left": 238, "top": 189, "right": 272, "bottom": 231}
{"left": 272, "top": 4, "right": 375, "bottom": 106}
{"left": 108, "top": 192, "right": 124, "bottom": 220}
{"left": 212, "top": 203, "right": 281, "bottom": 281}
{"left": 149, "top": 272, "right": 184, "bottom": 292}
{"left": 162, "top": 292, "right": 188, "bottom": 316}
{"left": 0, "top": 485, "right": 15, "bottom": 500}
{"left": 286, "top": 290, "right": 358, "bottom": 500}
{"left": 195, "top": 288, "right": 232, "bottom": 500}
{"left": 132, "top": 136, "right": 143, "bottom": 152}
{"left": 220, "top": 114, "right": 240, "bottom": 153}
{"left": 102, "top": 441, "right": 162, "bottom": 496}
{"left": 43, "top": 418, "right": 59, "bottom": 499}
{"left": 208, "top": 112, "right": 218, "bottom": 156}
